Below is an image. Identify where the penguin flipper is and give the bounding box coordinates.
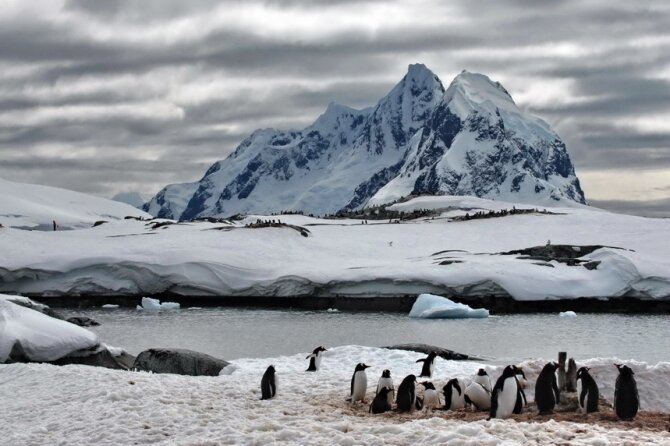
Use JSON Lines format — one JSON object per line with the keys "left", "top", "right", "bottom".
{"left": 416, "top": 358, "right": 425, "bottom": 363}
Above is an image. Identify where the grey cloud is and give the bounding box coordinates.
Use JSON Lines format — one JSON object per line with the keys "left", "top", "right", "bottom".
{"left": 589, "top": 198, "right": 670, "bottom": 218}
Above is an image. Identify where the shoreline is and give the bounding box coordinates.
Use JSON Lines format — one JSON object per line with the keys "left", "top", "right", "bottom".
{"left": 26, "top": 293, "right": 670, "bottom": 313}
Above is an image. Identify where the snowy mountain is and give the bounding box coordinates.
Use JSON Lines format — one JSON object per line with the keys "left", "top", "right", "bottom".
{"left": 145, "top": 64, "right": 585, "bottom": 219}
{"left": 0, "top": 177, "right": 150, "bottom": 230}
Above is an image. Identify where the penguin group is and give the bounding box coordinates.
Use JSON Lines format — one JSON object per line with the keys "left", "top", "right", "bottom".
{"left": 260, "top": 347, "right": 641, "bottom": 423}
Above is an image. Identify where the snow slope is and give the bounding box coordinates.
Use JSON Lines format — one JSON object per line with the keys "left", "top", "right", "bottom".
{"left": 0, "top": 178, "right": 150, "bottom": 230}
{"left": 145, "top": 64, "right": 584, "bottom": 219}
{"left": 1, "top": 196, "right": 668, "bottom": 300}
{"left": 1, "top": 346, "right": 668, "bottom": 445}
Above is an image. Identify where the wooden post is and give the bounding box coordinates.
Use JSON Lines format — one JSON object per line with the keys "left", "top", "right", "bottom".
{"left": 557, "top": 352, "right": 567, "bottom": 391}
{"left": 566, "top": 358, "right": 577, "bottom": 392}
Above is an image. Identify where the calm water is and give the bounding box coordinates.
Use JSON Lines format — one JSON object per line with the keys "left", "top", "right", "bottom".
{"left": 60, "top": 307, "right": 670, "bottom": 364}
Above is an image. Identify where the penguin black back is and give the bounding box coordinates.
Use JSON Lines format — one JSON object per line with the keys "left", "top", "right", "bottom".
{"left": 576, "top": 367, "right": 599, "bottom": 413}
{"left": 369, "top": 387, "right": 393, "bottom": 414}
{"left": 416, "top": 352, "right": 437, "bottom": 377}
{"left": 442, "top": 378, "right": 462, "bottom": 410}
{"left": 306, "top": 346, "right": 327, "bottom": 372}
{"left": 260, "top": 365, "right": 276, "bottom": 400}
{"left": 614, "top": 364, "right": 639, "bottom": 421}
{"left": 535, "top": 362, "right": 560, "bottom": 414}
{"left": 396, "top": 374, "right": 417, "bottom": 411}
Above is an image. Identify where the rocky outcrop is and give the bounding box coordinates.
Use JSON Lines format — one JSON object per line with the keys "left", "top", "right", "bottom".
{"left": 52, "top": 349, "right": 135, "bottom": 370}
{"left": 66, "top": 316, "right": 100, "bottom": 327}
{"left": 384, "top": 343, "right": 482, "bottom": 361}
{"left": 133, "top": 348, "right": 230, "bottom": 376}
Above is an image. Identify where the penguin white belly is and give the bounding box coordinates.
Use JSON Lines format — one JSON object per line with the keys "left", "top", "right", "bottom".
{"left": 377, "top": 377, "right": 395, "bottom": 406}
{"left": 424, "top": 389, "right": 440, "bottom": 409}
{"left": 495, "top": 378, "right": 518, "bottom": 418}
{"left": 474, "top": 375, "right": 492, "bottom": 392}
{"left": 465, "top": 383, "right": 491, "bottom": 410}
{"left": 577, "top": 379, "right": 590, "bottom": 414}
{"left": 450, "top": 391, "right": 465, "bottom": 410}
{"left": 315, "top": 355, "right": 322, "bottom": 369}
{"left": 351, "top": 371, "right": 367, "bottom": 402}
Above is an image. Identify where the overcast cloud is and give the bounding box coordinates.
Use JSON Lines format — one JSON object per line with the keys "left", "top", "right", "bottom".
{"left": 0, "top": 0, "right": 668, "bottom": 216}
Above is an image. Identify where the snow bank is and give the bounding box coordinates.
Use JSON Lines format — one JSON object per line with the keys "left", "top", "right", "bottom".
{"left": 136, "top": 297, "right": 180, "bottom": 311}
{"left": 0, "top": 298, "right": 99, "bottom": 363}
{"left": 409, "top": 294, "right": 489, "bottom": 318}
{"left": 1, "top": 346, "right": 668, "bottom": 445}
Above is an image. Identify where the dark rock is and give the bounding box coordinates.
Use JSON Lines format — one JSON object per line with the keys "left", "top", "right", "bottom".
{"left": 52, "top": 349, "right": 136, "bottom": 370}
{"left": 384, "top": 343, "right": 482, "bottom": 361}
{"left": 583, "top": 261, "right": 601, "bottom": 270}
{"left": 501, "top": 245, "right": 622, "bottom": 266}
{"left": 66, "top": 316, "right": 100, "bottom": 327}
{"left": 439, "top": 260, "right": 463, "bottom": 265}
{"left": 133, "top": 348, "right": 230, "bottom": 376}
{"left": 92, "top": 220, "right": 108, "bottom": 227}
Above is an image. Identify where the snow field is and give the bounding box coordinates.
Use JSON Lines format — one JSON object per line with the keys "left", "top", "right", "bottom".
{"left": 1, "top": 346, "right": 669, "bottom": 445}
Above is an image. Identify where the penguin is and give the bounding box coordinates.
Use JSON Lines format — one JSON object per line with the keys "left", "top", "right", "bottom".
{"left": 535, "top": 362, "right": 560, "bottom": 414}
{"left": 350, "top": 363, "right": 370, "bottom": 403}
{"left": 614, "top": 364, "right": 639, "bottom": 421}
{"left": 515, "top": 366, "right": 528, "bottom": 389}
{"left": 474, "top": 368, "right": 492, "bottom": 392}
{"left": 512, "top": 365, "right": 527, "bottom": 414}
{"left": 420, "top": 381, "right": 441, "bottom": 409}
{"left": 260, "top": 365, "right": 277, "bottom": 400}
{"left": 376, "top": 369, "right": 395, "bottom": 407}
{"left": 416, "top": 352, "right": 437, "bottom": 378}
{"left": 306, "top": 346, "right": 327, "bottom": 372}
{"left": 396, "top": 374, "right": 418, "bottom": 411}
{"left": 369, "top": 387, "right": 393, "bottom": 414}
{"left": 576, "top": 367, "right": 599, "bottom": 414}
{"left": 442, "top": 378, "right": 465, "bottom": 410}
{"left": 489, "top": 365, "right": 520, "bottom": 419}
{"left": 464, "top": 382, "right": 491, "bottom": 411}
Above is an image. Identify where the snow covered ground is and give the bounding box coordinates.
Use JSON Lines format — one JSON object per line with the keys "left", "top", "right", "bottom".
{"left": 0, "top": 195, "right": 668, "bottom": 300}
{"left": 0, "top": 177, "right": 149, "bottom": 230}
{"left": 1, "top": 346, "right": 668, "bottom": 445}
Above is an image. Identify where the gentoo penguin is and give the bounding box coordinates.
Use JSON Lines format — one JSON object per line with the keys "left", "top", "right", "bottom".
{"left": 350, "top": 363, "right": 370, "bottom": 403}
{"left": 513, "top": 366, "right": 527, "bottom": 414}
{"left": 442, "top": 378, "right": 465, "bottom": 410}
{"left": 515, "top": 366, "right": 528, "bottom": 389}
{"left": 576, "top": 367, "right": 599, "bottom": 414}
{"left": 420, "top": 382, "right": 441, "bottom": 409}
{"left": 535, "top": 362, "right": 561, "bottom": 415}
{"left": 396, "top": 374, "right": 418, "bottom": 411}
{"left": 474, "top": 368, "right": 492, "bottom": 392}
{"left": 614, "top": 364, "right": 639, "bottom": 421}
{"left": 369, "top": 387, "right": 393, "bottom": 414}
{"left": 376, "top": 369, "right": 395, "bottom": 407}
{"left": 416, "top": 352, "right": 437, "bottom": 378}
{"left": 306, "top": 346, "right": 327, "bottom": 372}
{"left": 490, "top": 365, "right": 520, "bottom": 419}
{"left": 260, "top": 365, "right": 277, "bottom": 400}
{"left": 464, "top": 382, "right": 491, "bottom": 411}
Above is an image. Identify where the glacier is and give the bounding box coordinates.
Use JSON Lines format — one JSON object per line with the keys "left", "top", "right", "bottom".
{"left": 144, "top": 64, "right": 585, "bottom": 219}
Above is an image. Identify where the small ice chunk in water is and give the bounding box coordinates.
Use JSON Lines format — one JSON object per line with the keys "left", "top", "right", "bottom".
{"left": 409, "top": 294, "right": 489, "bottom": 319}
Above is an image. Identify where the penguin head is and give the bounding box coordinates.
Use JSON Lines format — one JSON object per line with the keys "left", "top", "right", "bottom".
{"left": 266, "top": 365, "right": 275, "bottom": 374}
{"left": 512, "top": 365, "right": 526, "bottom": 379}
{"left": 446, "top": 378, "right": 461, "bottom": 395}
{"left": 420, "top": 381, "right": 435, "bottom": 390}
{"left": 381, "top": 369, "right": 391, "bottom": 378}
{"left": 355, "top": 363, "right": 370, "bottom": 372}
{"left": 378, "top": 386, "right": 392, "bottom": 396}
{"left": 402, "top": 374, "right": 417, "bottom": 385}
{"left": 502, "top": 365, "right": 517, "bottom": 378}
{"left": 615, "top": 364, "right": 634, "bottom": 376}
{"left": 427, "top": 351, "right": 437, "bottom": 360}
{"left": 313, "top": 346, "right": 327, "bottom": 354}
{"left": 576, "top": 367, "right": 590, "bottom": 379}
{"left": 545, "top": 361, "right": 560, "bottom": 372}
{"left": 476, "top": 368, "right": 488, "bottom": 376}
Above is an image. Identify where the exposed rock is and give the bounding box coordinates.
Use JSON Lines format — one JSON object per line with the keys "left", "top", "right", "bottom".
{"left": 501, "top": 244, "right": 622, "bottom": 266}
{"left": 66, "top": 316, "right": 100, "bottom": 327}
{"left": 133, "top": 348, "right": 230, "bottom": 376}
{"left": 583, "top": 261, "right": 601, "bottom": 270}
{"left": 384, "top": 343, "right": 482, "bottom": 361}
{"left": 52, "top": 349, "right": 135, "bottom": 370}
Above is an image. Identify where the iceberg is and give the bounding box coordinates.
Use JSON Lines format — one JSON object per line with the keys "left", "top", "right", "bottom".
{"left": 409, "top": 294, "right": 489, "bottom": 319}
{"left": 137, "top": 296, "right": 180, "bottom": 311}
{"left": 0, "top": 297, "right": 99, "bottom": 362}
{"left": 559, "top": 311, "right": 577, "bottom": 317}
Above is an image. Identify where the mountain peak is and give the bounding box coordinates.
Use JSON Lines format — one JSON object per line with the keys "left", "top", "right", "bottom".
{"left": 446, "top": 70, "right": 516, "bottom": 117}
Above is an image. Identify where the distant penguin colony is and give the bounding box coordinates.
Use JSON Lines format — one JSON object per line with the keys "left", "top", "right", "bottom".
{"left": 614, "top": 364, "right": 639, "bottom": 420}
{"left": 258, "top": 353, "right": 640, "bottom": 425}
{"left": 416, "top": 352, "right": 437, "bottom": 378}
{"left": 306, "top": 346, "right": 327, "bottom": 372}
{"left": 260, "top": 365, "right": 277, "bottom": 400}
{"left": 576, "top": 367, "right": 599, "bottom": 414}
{"left": 350, "top": 363, "right": 370, "bottom": 403}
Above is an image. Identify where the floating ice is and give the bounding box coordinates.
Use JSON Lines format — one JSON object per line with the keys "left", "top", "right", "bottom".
{"left": 101, "top": 304, "right": 119, "bottom": 309}
{"left": 136, "top": 296, "right": 180, "bottom": 311}
{"left": 326, "top": 308, "right": 340, "bottom": 313}
{"left": 559, "top": 311, "right": 577, "bottom": 317}
{"left": 409, "top": 294, "right": 489, "bottom": 319}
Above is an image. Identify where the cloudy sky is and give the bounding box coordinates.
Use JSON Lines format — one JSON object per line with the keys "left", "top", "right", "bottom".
{"left": 1, "top": 0, "right": 669, "bottom": 216}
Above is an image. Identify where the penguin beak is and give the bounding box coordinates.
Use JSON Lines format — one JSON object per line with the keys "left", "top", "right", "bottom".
{"left": 614, "top": 363, "right": 621, "bottom": 369}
